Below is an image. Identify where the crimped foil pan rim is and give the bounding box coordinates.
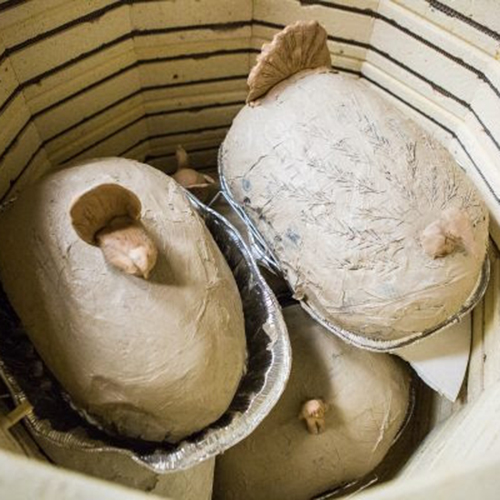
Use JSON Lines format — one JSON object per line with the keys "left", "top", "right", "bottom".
{"left": 218, "top": 146, "right": 490, "bottom": 353}
{"left": 0, "top": 191, "right": 292, "bottom": 473}
{"left": 218, "top": 160, "right": 281, "bottom": 274}
{"left": 301, "top": 258, "right": 489, "bottom": 352}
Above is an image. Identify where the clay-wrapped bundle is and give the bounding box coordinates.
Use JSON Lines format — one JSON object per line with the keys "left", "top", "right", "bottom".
{"left": 214, "top": 305, "right": 412, "bottom": 500}
{"left": 220, "top": 21, "right": 489, "bottom": 350}
{"left": 0, "top": 158, "right": 247, "bottom": 443}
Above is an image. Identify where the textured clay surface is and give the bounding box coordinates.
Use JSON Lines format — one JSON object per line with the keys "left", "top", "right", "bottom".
{"left": 214, "top": 305, "right": 411, "bottom": 500}
{"left": 0, "top": 158, "right": 246, "bottom": 442}
{"left": 221, "top": 69, "right": 488, "bottom": 342}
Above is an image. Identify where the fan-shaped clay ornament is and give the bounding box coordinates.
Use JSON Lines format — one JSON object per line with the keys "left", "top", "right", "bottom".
{"left": 246, "top": 20, "right": 331, "bottom": 103}
{"left": 213, "top": 305, "right": 412, "bottom": 500}
{"left": 220, "top": 20, "right": 489, "bottom": 350}
{"left": 0, "top": 158, "right": 247, "bottom": 443}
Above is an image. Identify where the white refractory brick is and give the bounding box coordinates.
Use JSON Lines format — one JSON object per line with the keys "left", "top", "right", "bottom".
{"left": 390, "top": 0, "right": 500, "bottom": 57}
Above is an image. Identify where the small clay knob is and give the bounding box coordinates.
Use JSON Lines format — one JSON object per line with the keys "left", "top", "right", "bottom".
{"left": 421, "top": 207, "right": 477, "bottom": 259}
{"left": 172, "top": 145, "right": 216, "bottom": 189}
{"left": 299, "top": 399, "right": 328, "bottom": 434}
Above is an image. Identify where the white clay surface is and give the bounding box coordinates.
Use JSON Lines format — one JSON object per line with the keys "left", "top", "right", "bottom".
{"left": 221, "top": 69, "right": 489, "bottom": 342}
{"left": 0, "top": 158, "right": 246, "bottom": 442}
{"left": 213, "top": 305, "right": 411, "bottom": 500}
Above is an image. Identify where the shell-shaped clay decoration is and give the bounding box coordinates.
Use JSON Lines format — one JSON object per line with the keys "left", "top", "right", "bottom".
{"left": 0, "top": 158, "right": 247, "bottom": 442}
{"left": 213, "top": 306, "right": 411, "bottom": 500}
{"left": 70, "top": 183, "right": 141, "bottom": 245}
{"left": 247, "top": 20, "right": 331, "bottom": 103}
{"left": 220, "top": 21, "right": 489, "bottom": 349}
{"left": 70, "top": 184, "right": 158, "bottom": 279}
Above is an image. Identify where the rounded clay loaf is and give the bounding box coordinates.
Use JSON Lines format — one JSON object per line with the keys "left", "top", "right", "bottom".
{"left": 221, "top": 67, "right": 489, "bottom": 344}
{"left": 213, "top": 305, "right": 411, "bottom": 500}
{"left": 0, "top": 158, "right": 247, "bottom": 442}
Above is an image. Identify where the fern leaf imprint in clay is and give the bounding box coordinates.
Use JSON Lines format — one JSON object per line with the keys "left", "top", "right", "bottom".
{"left": 0, "top": 159, "right": 247, "bottom": 443}
{"left": 221, "top": 21, "right": 489, "bottom": 349}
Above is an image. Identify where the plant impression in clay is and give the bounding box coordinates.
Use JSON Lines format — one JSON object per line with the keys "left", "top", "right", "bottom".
{"left": 220, "top": 20, "right": 489, "bottom": 350}
{"left": 213, "top": 306, "right": 412, "bottom": 500}
{"left": 0, "top": 158, "right": 247, "bottom": 443}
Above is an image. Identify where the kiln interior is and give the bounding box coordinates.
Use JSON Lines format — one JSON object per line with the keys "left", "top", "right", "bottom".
{"left": 1, "top": 1, "right": 500, "bottom": 499}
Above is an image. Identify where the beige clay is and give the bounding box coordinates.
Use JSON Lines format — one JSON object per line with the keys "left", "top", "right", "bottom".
{"left": 221, "top": 22, "right": 489, "bottom": 344}
{"left": 213, "top": 306, "right": 411, "bottom": 500}
{"left": 0, "top": 158, "right": 247, "bottom": 442}
{"left": 246, "top": 20, "right": 331, "bottom": 103}
{"left": 420, "top": 207, "right": 479, "bottom": 259}
{"left": 172, "top": 146, "right": 216, "bottom": 202}
{"left": 298, "top": 398, "right": 328, "bottom": 434}
{"left": 70, "top": 184, "right": 158, "bottom": 279}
